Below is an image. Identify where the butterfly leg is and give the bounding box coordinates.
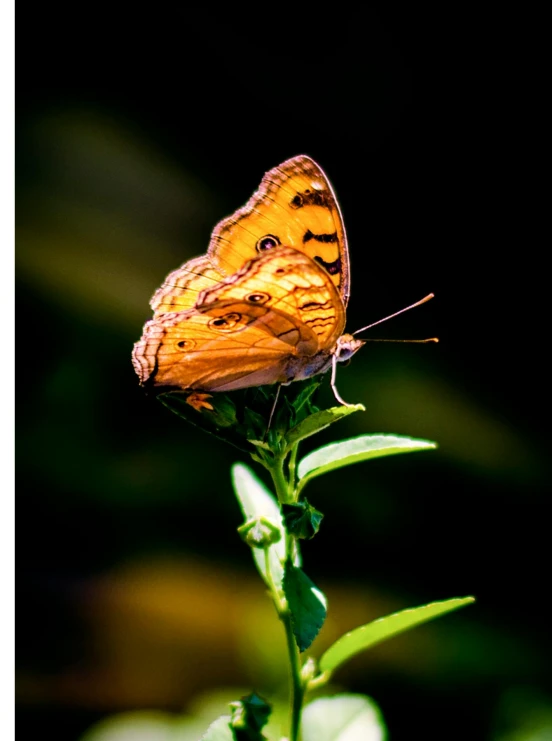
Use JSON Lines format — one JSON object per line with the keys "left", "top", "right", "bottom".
{"left": 264, "top": 383, "right": 282, "bottom": 440}
{"left": 330, "top": 354, "right": 355, "bottom": 407}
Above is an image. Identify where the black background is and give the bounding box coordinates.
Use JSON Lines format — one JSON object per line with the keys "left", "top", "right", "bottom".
{"left": 17, "top": 6, "right": 550, "bottom": 741}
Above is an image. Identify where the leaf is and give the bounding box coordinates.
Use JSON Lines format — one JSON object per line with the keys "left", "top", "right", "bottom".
{"left": 273, "top": 395, "right": 294, "bottom": 436}
{"left": 248, "top": 439, "right": 272, "bottom": 452}
{"left": 283, "top": 563, "right": 327, "bottom": 652}
{"left": 230, "top": 692, "right": 272, "bottom": 740}
{"left": 282, "top": 500, "right": 324, "bottom": 540}
{"left": 201, "top": 715, "right": 234, "bottom": 741}
{"left": 291, "top": 378, "right": 322, "bottom": 416}
{"left": 297, "top": 434, "right": 437, "bottom": 486}
{"left": 231, "top": 464, "right": 287, "bottom": 589}
{"left": 319, "top": 596, "right": 475, "bottom": 674}
{"left": 243, "top": 407, "right": 268, "bottom": 439}
{"left": 159, "top": 392, "right": 251, "bottom": 453}
{"left": 284, "top": 405, "right": 365, "bottom": 452}
{"left": 302, "top": 694, "right": 386, "bottom": 741}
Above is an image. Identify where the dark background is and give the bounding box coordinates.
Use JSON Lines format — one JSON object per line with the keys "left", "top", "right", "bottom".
{"left": 17, "top": 6, "right": 549, "bottom": 741}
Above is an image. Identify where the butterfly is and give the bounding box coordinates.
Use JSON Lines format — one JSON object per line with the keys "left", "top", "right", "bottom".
{"left": 133, "top": 156, "right": 371, "bottom": 406}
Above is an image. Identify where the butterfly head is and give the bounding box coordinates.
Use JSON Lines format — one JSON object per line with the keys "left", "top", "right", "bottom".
{"left": 334, "top": 334, "right": 365, "bottom": 364}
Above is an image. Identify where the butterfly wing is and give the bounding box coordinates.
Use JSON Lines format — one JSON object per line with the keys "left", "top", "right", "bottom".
{"left": 150, "top": 255, "right": 225, "bottom": 316}
{"left": 133, "top": 302, "right": 310, "bottom": 391}
{"left": 200, "top": 246, "right": 345, "bottom": 350}
{"left": 150, "top": 156, "right": 350, "bottom": 318}
{"left": 132, "top": 248, "right": 346, "bottom": 392}
{"left": 209, "top": 155, "right": 350, "bottom": 305}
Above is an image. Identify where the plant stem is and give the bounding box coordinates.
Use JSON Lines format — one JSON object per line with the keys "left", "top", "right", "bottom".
{"left": 267, "top": 452, "right": 304, "bottom": 739}
{"left": 283, "top": 607, "right": 304, "bottom": 741}
{"left": 271, "top": 454, "right": 291, "bottom": 504}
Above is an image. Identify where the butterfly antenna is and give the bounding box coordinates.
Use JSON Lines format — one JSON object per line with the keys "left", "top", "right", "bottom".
{"left": 360, "top": 338, "right": 439, "bottom": 343}
{"left": 353, "top": 293, "right": 437, "bottom": 338}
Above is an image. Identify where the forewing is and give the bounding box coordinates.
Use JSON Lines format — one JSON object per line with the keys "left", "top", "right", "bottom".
{"left": 208, "top": 155, "right": 350, "bottom": 304}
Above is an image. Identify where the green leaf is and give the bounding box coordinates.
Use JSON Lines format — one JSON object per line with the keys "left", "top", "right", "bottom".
{"left": 243, "top": 407, "right": 268, "bottom": 440}
{"left": 273, "top": 396, "right": 294, "bottom": 435}
{"left": 291, "top": 378, "right": 322, "bottom": 416}
{"left": 159, "top": 392, "right": 251, "bottom": 453}
{"left": 284, "top": 405, "right": 365, "bottom": 452}
{"left": 297, "top": 434, "right": 437, "bottom": 486}
{"left": 248, "top": 439, "right": 272, "bottom": 452}
{"left": 230, "top": 692, "right": 271, "bottom": 740}
{"left": 283, "top": 563, "right": 327, "bottom": 652}
{"left": 201, "top": 715, "right": 234, "bottom": 741}
{"left": 302, "top": 694, "right": 386, "bottom": 741}
{"left": 282, "top": 500, "right": 324, "bottom": 540}
{"left": 319, "top": 596, "right": 475, "bottom": 674}
{"left": 231, "top": 464, "right": 287, "bottom": 589}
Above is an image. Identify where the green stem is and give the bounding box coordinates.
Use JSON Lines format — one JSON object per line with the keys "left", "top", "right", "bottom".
{"left": 284, "top": 525, "right": 304, "bottom": 741}
{"left": 265, "top": 454, "right": 304, "bottom": 739}
{"left": 283, "top": 606, "right": 304, "bottom": 741}
{"left": 271, "top": 454, "right": 291, "bottom": 504}
{"left": 262, "top": 545, "right": 302, "bottom": 739}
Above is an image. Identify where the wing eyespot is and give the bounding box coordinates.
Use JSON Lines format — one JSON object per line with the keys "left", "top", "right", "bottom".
{"left": 246, "top": 292, "right": 270, "bottom": 304}
{"left": 256, "top": 234, "right": 280, "bottom": 253}
{"left": 208, "top": 312, "right": 242, "bottom": 330}
{"left": 176, "top": 338, "right": 196, "bottom": 350}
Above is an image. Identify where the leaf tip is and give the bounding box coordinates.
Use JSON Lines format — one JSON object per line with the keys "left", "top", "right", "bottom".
{"left": 231, "top": 461, "right": 249, "bottom": 478}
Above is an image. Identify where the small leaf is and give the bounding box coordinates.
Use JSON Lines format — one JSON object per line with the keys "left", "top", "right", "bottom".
{"left": 230, "top": 692, "right": 271, "bottom": 740}
{"left": 273, "top": 396, "right": 294, "bottom": 435}
{"left": 290, "top": 377, "right": 322, "bottom": 417}
{"left": 283, "top": 562, "right": 327, "bottom": 652}
{"left": 159, "top": 392, "right": 251, "bottom": 453}
{"left": 244, "top": 407, "right": 268, "bottom": 439}
{"left": 248, "top": 439, "right": 272, "bottom": 452}
{"left": 266, "top": 426, "right": 282, "bottom": 452}
{"left": 302, "top": 694, "right": 386, "bottom": 741}
{"left": 319, "top": 596, "right": 475, "bottom": 674}
{"left": 297, "top": 434, "right": 437, "bottom": 486}
{"left": 232, "top": 464, "right": 286, "bottom": 588}
{"left": 282, "top": 500, "right": 324, "bottom": 540}
{"left": 284, "top": 405, "right": 365, "bottom": 452}
{"left": 201, "top": 715, "right": 234, "bottom": 741}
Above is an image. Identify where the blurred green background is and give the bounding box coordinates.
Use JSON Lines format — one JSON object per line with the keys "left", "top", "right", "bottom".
{"left": 17, "top": 7, "right": 549, "bottom": 741}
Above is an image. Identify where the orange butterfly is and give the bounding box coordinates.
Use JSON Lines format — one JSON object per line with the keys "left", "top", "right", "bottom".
{"left": 132, "top": 156, "right": 433, "bottom": 405}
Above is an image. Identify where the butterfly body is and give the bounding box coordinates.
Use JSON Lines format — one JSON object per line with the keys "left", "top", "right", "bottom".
{"left": 133, "top": 156, "right": 362, "bottom": 401}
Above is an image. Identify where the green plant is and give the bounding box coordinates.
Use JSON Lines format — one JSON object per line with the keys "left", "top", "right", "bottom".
{"left": 159, "top": 379, "right": 475, "bottom": 741}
